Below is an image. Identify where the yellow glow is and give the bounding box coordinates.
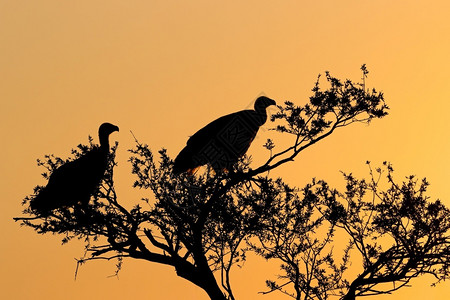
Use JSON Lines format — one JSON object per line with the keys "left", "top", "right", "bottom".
{"left": 2, "top": 1, "right": 449, "bottom": 299}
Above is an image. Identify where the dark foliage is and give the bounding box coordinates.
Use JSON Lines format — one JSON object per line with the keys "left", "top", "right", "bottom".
{"left": 252, "top": 162, "right": 450, "bottom": 300}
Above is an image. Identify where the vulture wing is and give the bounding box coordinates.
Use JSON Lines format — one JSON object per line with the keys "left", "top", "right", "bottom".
{"left": 173, "top": 109, "right": 260, "bottom": 174}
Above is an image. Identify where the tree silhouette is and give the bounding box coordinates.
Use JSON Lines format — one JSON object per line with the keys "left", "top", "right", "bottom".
{"left": 16, "top": 67, "right": 449, "bottom": 299}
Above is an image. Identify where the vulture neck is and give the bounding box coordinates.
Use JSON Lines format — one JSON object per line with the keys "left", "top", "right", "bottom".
{"left": 99, "top": 133, "right": 111, "bottom": 152}
{"left": 253, "top": 105, "right": 269, "bottom": 126}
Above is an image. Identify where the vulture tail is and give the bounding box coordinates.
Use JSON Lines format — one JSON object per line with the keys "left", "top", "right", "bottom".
{"left": 173, "top": 146, "right": 198, "bottom": 175}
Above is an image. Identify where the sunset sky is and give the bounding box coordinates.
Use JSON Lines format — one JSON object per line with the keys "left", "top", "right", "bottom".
{"left": 1, "top": 1, "right": 449, "bottom": 299}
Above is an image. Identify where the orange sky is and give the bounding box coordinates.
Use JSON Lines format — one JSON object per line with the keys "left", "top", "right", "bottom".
{"left": 1, "top": 1, "right": 449, "bottom": 299}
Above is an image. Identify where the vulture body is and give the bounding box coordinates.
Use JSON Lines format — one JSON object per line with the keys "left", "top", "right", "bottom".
{"left": 30, "top": 123, "right": 119, "bottom": 216}
{"left": 173, "top": 96, "right": 276, "bottom": 175}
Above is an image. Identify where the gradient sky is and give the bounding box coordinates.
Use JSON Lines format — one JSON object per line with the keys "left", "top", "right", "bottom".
{"left": 1, "top": 1, "right": 449, "bottom": 299}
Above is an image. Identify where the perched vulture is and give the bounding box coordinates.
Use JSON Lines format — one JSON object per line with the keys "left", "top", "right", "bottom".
{"left": 29, "top": 123, "right": 119, "bottom": 216}
{"left": 173, "top": 96, "right": 276, "bottom": 175}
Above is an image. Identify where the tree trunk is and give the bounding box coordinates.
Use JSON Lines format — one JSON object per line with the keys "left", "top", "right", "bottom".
{"left": 342, "top": 282, "right": 357, "bottom": 300}
{"left": 342, "top": 290, "right": 355, "bottom": 300}
{"left": 201, "top": 282, "right": 228, "bottom": 300}
{"left": 173, "top": 259, "right": 227, "bottom": 300}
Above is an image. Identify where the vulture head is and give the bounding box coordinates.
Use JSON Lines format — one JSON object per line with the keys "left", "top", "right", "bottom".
{"left": 254, "top": 96, "right": 276, "bottom": 112}
{"left": 252, "top": 96, "right": 277, "bottom": 126}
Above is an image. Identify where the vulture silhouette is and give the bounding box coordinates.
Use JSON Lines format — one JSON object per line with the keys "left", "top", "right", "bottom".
{"left": 173, "top": 96, "right": 276, "bottom": 175}
{"left": 30, "top": 123, "right": 119, "bottom": 216}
